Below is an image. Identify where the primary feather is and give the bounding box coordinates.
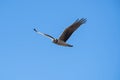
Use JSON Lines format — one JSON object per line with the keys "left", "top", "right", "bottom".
{"left": 59, "top": 18, "right": 87, "bottom": 42}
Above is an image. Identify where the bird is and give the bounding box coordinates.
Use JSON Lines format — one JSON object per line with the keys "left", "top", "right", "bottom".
{"left": 34, "top": 18, "right": 87, "bottom": 47}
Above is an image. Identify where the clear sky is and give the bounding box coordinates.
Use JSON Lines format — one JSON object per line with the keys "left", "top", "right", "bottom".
{"left": 0, "top": 0, "right": 120, "bottom": 80}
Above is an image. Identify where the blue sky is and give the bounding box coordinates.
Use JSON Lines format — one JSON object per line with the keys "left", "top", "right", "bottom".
{"left": 0, "top": 0, "right": 120, "bottom": 80}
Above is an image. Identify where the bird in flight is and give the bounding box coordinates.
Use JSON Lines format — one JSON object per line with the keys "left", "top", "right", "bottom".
{"left": 34, "top": 18, "right": 87, "bottom": 47}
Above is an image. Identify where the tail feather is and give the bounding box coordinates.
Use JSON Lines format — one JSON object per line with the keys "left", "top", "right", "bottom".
{"left": 67, "top": 44, "right": 73, "bottom": 47}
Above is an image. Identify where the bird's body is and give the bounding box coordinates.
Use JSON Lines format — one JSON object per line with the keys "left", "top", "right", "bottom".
{"left": 52, "top": 39, "right": 73, "bottom": 47}
{"left": 34, "top": 18, "right": 86, "bottom": 47}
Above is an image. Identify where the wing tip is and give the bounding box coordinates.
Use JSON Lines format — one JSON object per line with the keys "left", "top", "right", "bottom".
{"left": 33, "top": 28, "right": 38, "bottom": 32}
{"left": 79, "top": 18, "right": 87, "bottom": 24}
{"left": 75, "top": 18, "right": 87, "bottom": 24}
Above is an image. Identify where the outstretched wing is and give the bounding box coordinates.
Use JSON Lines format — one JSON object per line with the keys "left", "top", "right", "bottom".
{"left": 59, "top": 18, "right": 87, "bottom": 42}
{"left": 34, "top": 28, "right": 55, "bottom": 41}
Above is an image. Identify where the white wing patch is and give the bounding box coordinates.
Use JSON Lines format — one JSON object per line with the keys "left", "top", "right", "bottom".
{"left": 34, "top": 28, "right": 55, "bottom": 41}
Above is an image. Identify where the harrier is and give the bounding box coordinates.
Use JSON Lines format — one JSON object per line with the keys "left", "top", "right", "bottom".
{"left": 34, "top": 18, "right": 86, "bottom": 47}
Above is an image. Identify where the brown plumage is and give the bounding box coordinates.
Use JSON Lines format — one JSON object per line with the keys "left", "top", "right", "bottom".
{"left": 34, "top": 18, "right": 87, "bottom": 47}
{"left": 59, "top": 18, "right": 86, "bottom": 42}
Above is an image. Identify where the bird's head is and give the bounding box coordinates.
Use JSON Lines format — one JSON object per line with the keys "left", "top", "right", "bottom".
{"left": 53, "top": 39, "right": 58, "bottom": 43}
